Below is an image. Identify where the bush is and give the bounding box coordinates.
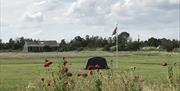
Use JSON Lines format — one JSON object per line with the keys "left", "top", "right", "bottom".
{"left": 110, "top": 46, "right": 116, "bottom": 51}
{"left": 102, "top": 45, "right": 110, "bottom": 51}
{"left": 76, "top": 47, "right": 84, "bottom": 51}
{"left": 173, "top": 48, "right": 180, "bottom": 52}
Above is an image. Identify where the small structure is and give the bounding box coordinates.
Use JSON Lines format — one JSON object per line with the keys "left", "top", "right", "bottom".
{"left": 85, "top": 57, "right": 109, "bottom": 69}
{"left": 23, "top": 41, "right": 58, "bottom": 52}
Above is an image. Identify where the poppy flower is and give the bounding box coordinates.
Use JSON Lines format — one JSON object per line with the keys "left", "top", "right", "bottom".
{"left": 161, "top": 62, "right": 168, "bottom": 66}
{"left": 64, "top": 80, "right": 68, "bottom": 85}
{"left": 82, "top": 73, "right": 88, "bottom": 78}
{"left": 41, "top": 78, "right": 45, "bottom": 82}
{"left": 44, "top": 61, "right": 53, "bottom": 67}
{"left": 66, "top": 72, "right": 73, "bottom": 77}
{"left": 47, "top": 80, "right": 52, "bottom": 86}
{"left": 77, "top": 73, "right": 82, "bottom": 77}
{"left": 88, "top": 65, "right": 94, "bottom": 70}
{"left": 44, "top": 63, "right": 49, "bottom": 67}
{"left": 63, "top": 61, "right": 68, "bottom": 66}
{"left": 63, "top": 67, "right": 68, "bottom": 73}
{"left": 89, "top": 70, "right": 93, "bottom": 75}
{"left": 45, "top": 59, "right": 49, "bottom": 62}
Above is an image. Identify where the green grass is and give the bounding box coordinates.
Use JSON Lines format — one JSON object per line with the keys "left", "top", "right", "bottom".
{"left": 0, "top": 51, "right": 179, "bottom": 91}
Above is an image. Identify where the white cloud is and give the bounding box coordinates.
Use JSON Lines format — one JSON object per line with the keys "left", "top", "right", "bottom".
{"left": 33, "top": 1, "right": 47, "bottom": 6}
{"left": 1, "top": 0, "right": 179, "bottom": 42}
{"left": 22, "top": 12, "right": 44, "bottom": 22}
{"left": 30, "top": 30, "right": 42, "bottom": 36}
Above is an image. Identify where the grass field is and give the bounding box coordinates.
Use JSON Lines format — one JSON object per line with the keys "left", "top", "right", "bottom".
{"left": 0, "top": 51, "right": 180, "bottom": 91}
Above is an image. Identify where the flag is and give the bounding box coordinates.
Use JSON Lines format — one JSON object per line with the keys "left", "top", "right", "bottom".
{"left": 112, "top": 27, "right": 117, "bottom": 35}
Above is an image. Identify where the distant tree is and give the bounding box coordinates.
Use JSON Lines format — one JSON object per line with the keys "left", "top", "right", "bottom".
{"left": 118, "top": 32, "right": 130, "bottom": 51}
{"left": 160, "top": 38, "right": 173, "bottom": 52}
{"left": 147, "top": 37, "right": 160, "bottom": 47}
{"left": 59, "top": 39, "right": 69, "bottom": 51}
{"left": 0, "top": 39, "right": 3, "bottom": 50}
{"left": 127, "top": 41, "right": 140, "bottom": 51}
{"left": 102, "top": 45, "right": 111, "bottom": 51}
{"left": 8, "top": 38, "right": 15, "bottom": 50}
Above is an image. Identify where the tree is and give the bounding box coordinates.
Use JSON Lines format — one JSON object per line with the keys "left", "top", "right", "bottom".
{"left": 118, "top": 32, "right": 130, "bottom": 51}
{"left": 127, "top": 41, "right": 140, "bottom": 51}
{"left": 147, "top": 37, "right": 160, "bottom": 47}
{"left": 59, "top": 39, "right": 68, "bottom": 51}
{"left": 8, "top": 38, "right": 15, "bottom": 49}
{"left": 160, "top": 38, "right": 173, "bottom": 52}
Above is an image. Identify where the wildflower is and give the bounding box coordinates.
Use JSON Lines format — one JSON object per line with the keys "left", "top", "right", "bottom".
{"left": 44, "top": 63, "right": 49, "bottom": 67}
{"left": 89, "top": 70, "right": 93, "bottom": 75}
{"left": 63, "top": 61, "right": 68, "bottom": 66}
{"left": 63, "top": 80, "right": 68, "bottom": 85}
{"left": 64, "top": 67, "right": 69, "bottom": 73}
{"left": 47, "top": 80, "right": 52, "bottom": 86}
{"left": 88, "top": 65, "right": 94, "bottom": 70}
{"left": 161, "top": 62, "right": 168, "bottom": 66}
{"left": 95, "top": 64, "right": 101, "bottom": 69}
{"left": 62, "top": 57, "right": 68, "bottom": 66}
{"left": 82, "top": 73, "right": 88, "bottom": 78}
{"left": 77, "top": 73, "right": 82, "bottom": 77}
{"left": 44, "top": 61, "right": 53, "bottom": 67}
{"left": 41, "top": 78, "right": 45, "bottom": 82}
{"left": 45, "top": 59, "right": 49, "bottom": 62}
{"left": 66, "top": 72, "right": 73, "bottom": 77}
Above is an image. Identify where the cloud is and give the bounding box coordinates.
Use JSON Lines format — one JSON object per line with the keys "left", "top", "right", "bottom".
{"left": 64, "top": 0, "right": 179, "bottom": 26}
{"left": 30, "top": 30, "right": 42, "bottom": 36}
{"left": 22, "top": 12, "right": 43, "bottom": 22}
{"left": 1, "top": 0, "right": 179, "bottom": 42}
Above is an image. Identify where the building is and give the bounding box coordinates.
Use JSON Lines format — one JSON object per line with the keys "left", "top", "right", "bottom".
{"left": 23, "top": 41, "right": 59, "bottom": 52}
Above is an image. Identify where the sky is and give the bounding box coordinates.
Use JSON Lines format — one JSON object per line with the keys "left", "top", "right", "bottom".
{"left": 0, "top": 0, "right": 179, "bottom": 42}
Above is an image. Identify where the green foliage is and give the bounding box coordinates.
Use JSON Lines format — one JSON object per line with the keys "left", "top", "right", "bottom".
{"left": 0, "top": 52, "right": 180, "bottom": 91}
{"left": 95, "top": 79, "right": 102, "bottom": 91}
{"left": 168, "top": 63, "right": 180, "bottom": 91}
{"left": 0, "top": 33, "right": 179, "bottom": 52}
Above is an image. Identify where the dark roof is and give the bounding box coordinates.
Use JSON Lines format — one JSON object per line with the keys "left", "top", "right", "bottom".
{"left": 25, "top": 41, "right": 58, "bottom": 47}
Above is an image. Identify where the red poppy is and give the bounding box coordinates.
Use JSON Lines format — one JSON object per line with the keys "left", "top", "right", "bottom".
{"left": 82, "top": 73, "right": 88, "bottom": 78}
{"left": 161, "top": 62, "right": 168, "bottom": 66}
{"left": 63, "top": 67, "right": 68, "bottom": 73}
{"left": 64, "top": 80, "right": 68, "bottom": 85}
{"left": 47, "top": 83, "right": 50, "bottom": 86}
{"left": 66, "top": 72, "right": 73, "bottom": 77}
{"left": 45, "top": 59, "right": 49, "bottom": 62}
{"left": 77, "top": 73, "right": 82, "bottom": 77}
{"left": 63, "top": 61, "right": 68, "bottom": 66}
{"left": 44, "top": 63, "right": 49, "bottom": 67}
{"left": 88, "top": 65, "right": 94, "bottom": 70}
{"left": 89, "top": 70, "right": 93, "bottom": 75}
{"left": 41, "top": 78, "right": 45, "bottom": 82}
{"left": 47, "top": 80, "right": 52, "bottom": 86}
{"left": 44, "top": 61, "right": 53, "bottom": 67}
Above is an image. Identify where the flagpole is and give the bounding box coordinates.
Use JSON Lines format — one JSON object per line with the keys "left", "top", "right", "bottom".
{"left": 116, "top": 24, "right": 118, "bottom": 69}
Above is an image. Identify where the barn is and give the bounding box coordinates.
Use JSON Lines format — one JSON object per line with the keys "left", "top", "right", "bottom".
{"left": 23, "top": 41, "right": 58, "bottom": 52}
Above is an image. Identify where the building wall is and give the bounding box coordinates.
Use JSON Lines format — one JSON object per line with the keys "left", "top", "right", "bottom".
{"left": 24, "top": 46, "right": 58, "bottom": 52}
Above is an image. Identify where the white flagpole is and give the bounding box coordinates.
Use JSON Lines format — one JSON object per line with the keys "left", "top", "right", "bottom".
{"left": 116, "top": 24, "right": 118, "bottom": 69}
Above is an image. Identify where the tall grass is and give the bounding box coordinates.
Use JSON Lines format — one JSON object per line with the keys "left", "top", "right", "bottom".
{"left": 26, "top": 58, "right": 180, "bottom": 91}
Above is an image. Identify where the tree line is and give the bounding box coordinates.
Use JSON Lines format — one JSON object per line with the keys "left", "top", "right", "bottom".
{"left": 0, "top": 32, "right": 179, "bottom": 52}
